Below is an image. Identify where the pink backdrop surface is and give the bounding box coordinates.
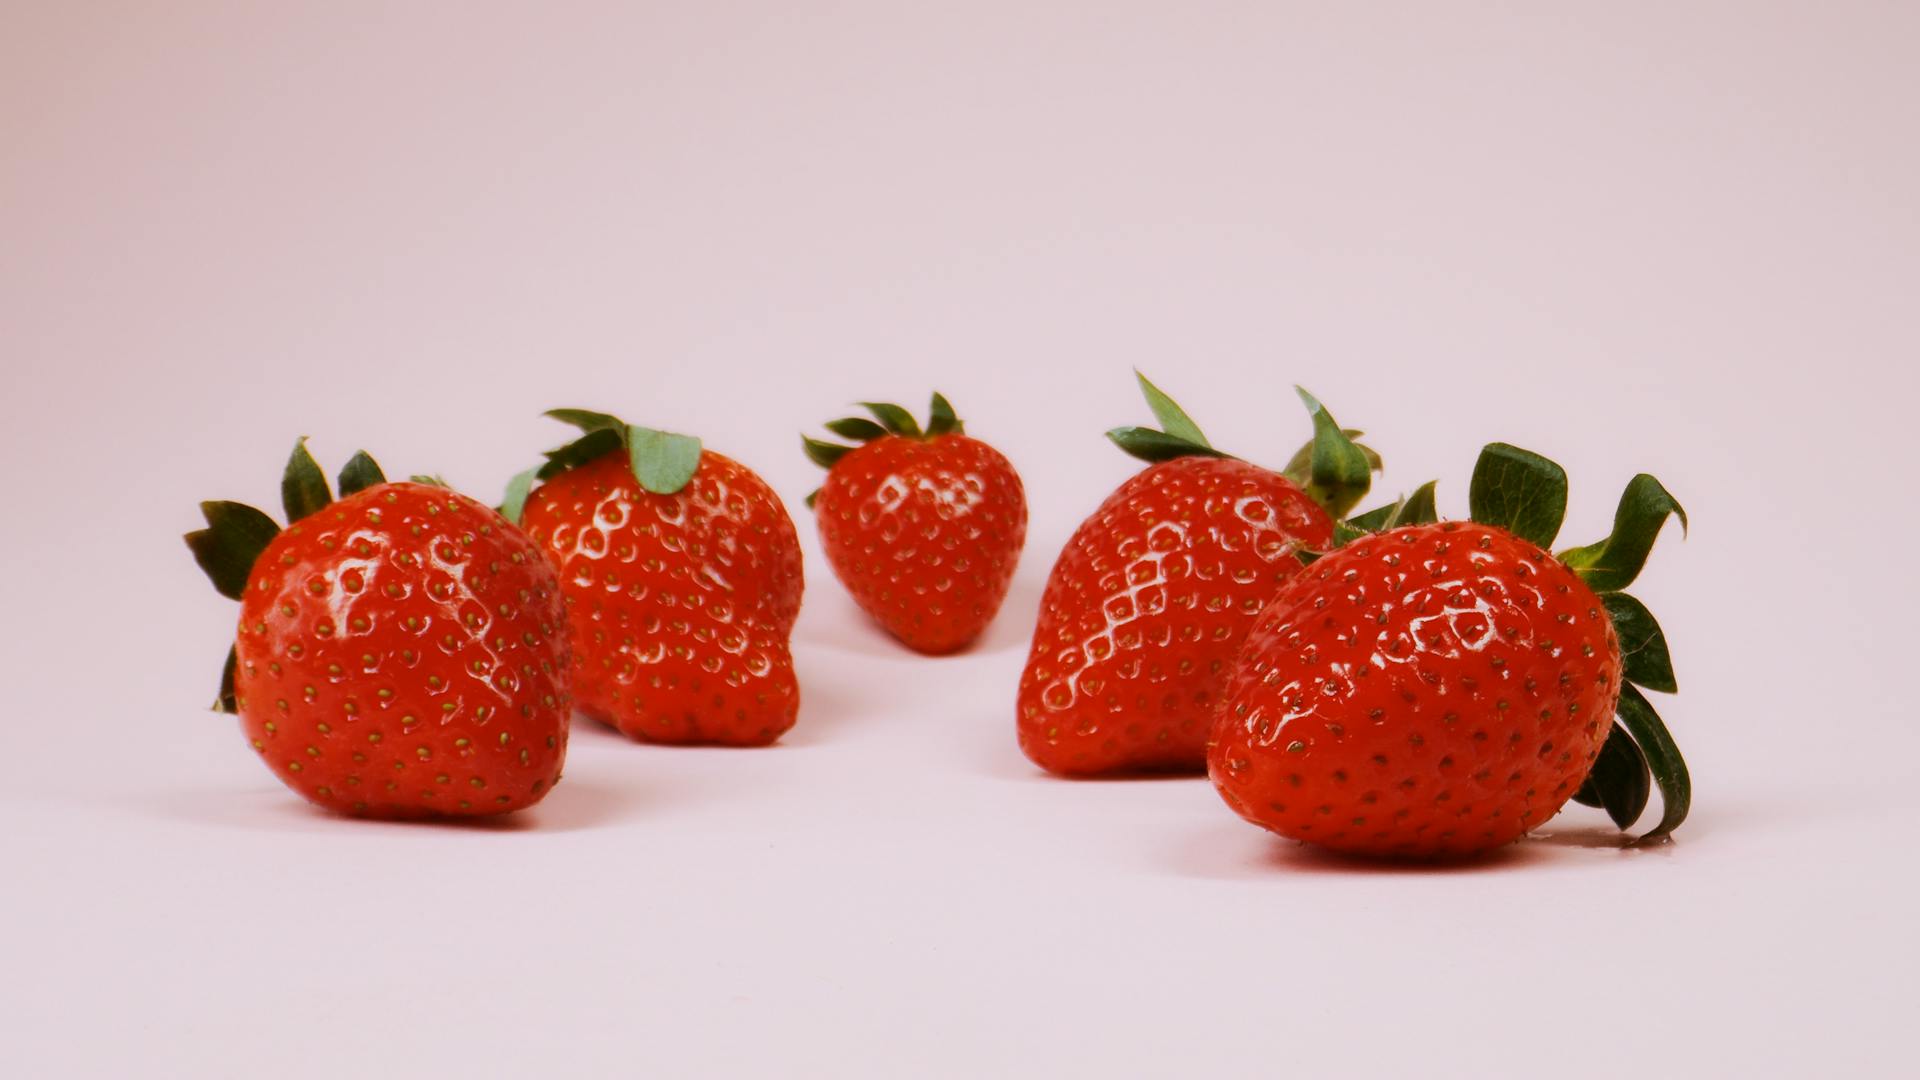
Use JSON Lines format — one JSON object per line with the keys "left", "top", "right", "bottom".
{"left": 4, "top": 3, "right": 1917, "bottom": 1077}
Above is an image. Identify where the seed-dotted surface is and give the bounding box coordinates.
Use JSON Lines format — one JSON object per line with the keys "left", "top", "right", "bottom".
{"left": 1018, "top": 457, "right": 1333, "bottom": 775}
{"left": 815, "top": 434, "right": 1027, "bottom": 654}
{"left": 521, "top": 450, "right": 804, "bottom": 746}
{"left": 233, "top": 483, "right": 572, "bottom": 817}
{"left": 1211, "top": 522, "right": 1622, "bottom": 856}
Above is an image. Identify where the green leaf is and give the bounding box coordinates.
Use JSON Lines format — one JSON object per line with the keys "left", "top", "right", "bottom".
{"left": 336, "top": 451, "right": 386, "bottom": 497}
{"left": 544, "top": 408, "right": 627, "bottom": 436}
{"left": 214, "top": 646, "right": 239, "bottom": 713}
{"left": 1571, "top": 722, "right": 1652, "bottom": 829}
{"left": 185, "top": 501, "right": 280, "bottom": 600}
{"left": 1559, "top": 474, "right": 1688, "bottom": 593}
{"left": 1346, "top": 498, "right": 1402, "bottom": 533}
{"left": 1133, "top": 371, "right": 1211, "bottom": 448}
{"left": 537, "top": 428, "right": 624, "bottom": 480}
{"left": 1344, "top": 481, "right": 1439, "bottom": 534}
{"left": 627, "top": 425, "right": 702, "bottom": 494}
{"left": 803, "top": 489, "right": 820, "bottom": 510}
{"left": 1468, "top": 443, "right": 1567, "bottom": 549}
{"left": 802, "top": 435, "right": 854, "bottom": 469}
{"left": 825, "top": 417, "right": 888, "bottom": 441}
{"left": 1292, "top": 388, "right": 1374, "bottom": 520}
{"left": 500, "top": 467, "right": 538, "bottom": 525}
{"left": 280, "top": 438, "right": 331, "bottom": 523}
{"left": 1603, "top": 593, "right": 1678, "bottom": 693}
{"left": 408, "top": 474, "right": 450, "bottom": 488}
{"left": 926, "top": 392, "right": 962, "bottom": 437}
{"left": 1105, "top": 426, "right": 1231, "bottom": 464}
{"left": 1397, "top": 480, "right": 1439, "bottom": 526}
{"left": 1616, "top": 683, "right": 1691, "bottom": 842}
{"left": 1283, "top": 428, "right": 1374, "bottom": 483}
{"left": 860, "top": 402, "right": 922, "bottom": 438}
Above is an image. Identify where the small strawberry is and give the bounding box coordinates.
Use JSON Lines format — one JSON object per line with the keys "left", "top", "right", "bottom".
{"left": 505, "top": 410, "right": 803, "bottom": 746}
{"left": 185, "top": 442, "right": 572, "bottom": 818}
{"left": 1209, "top": 443, "right": 1691, "bottom": 857}
{"left": 801, "top": 393, "right": 1027, "bottom": 654}
{"left": 1016, "top": 373, "right": 1381, "bottom": 776}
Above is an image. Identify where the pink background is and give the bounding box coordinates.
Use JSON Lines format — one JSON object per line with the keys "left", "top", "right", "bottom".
{"left": 4, "top": 3, "right": 1917, "bottom": 1076}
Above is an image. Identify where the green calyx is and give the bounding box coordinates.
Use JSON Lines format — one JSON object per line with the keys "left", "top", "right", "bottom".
{"left": 1456, "top": 441, "right": 1691, "bottom": 843}
{"left": 504, "top": 409, "right": 705, "bottom": 524}
{"left": 185, "top": 441, "right": 397, "bottom": 713}
{"left": 800, "top": 392, "right": 966, "bottom": 508}
{"left": 1106, "top": 372, "right": 1382, "bottom": 520}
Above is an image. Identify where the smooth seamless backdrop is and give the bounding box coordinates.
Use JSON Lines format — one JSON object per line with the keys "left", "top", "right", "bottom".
{"left": 4, "top": 3, "right": 1916, "bottom": 1077}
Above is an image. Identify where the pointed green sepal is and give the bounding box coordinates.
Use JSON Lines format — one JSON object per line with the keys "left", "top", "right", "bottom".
{"left": 500, "top": 467, "right": 537, "bottom": 525}
{"left": 1106, "top": 426, "right": 1230, "bottom": 464}
{"left": 803, "top": 489, "right": 820, "bottom": 510}
{"left": 1468, "top": 443, "right": 1567, "bottom": 549}
{"left": 803, "top": 435, "right": 853, "bottom": 469}
{"left": 336, "top": 451, "right": 386, "bottom": 497}
{"left": 1287, "top": 388, "right": 1374, "bottom": 520}
{"left": 627, "top": 425, "right": 702, "bottom": 494}
{"left": 1559, "top": 474, "right": 1687, "bottom": 593}
{"left": 926, "top": 392, "right": 963, "bottom": 437}
{"left": 1602, "top": 593, "right": 1678, "bottom": 693}
{"left": 1346, "top": 498, "right": 1401, "bottom": 533}
{"left": 1615, "top": 683, "right": 1690, "bottom": 842}
{"left": 185, "top": 501, "right": 281, "bottom": 600}
{"left": 1571, "top": 722, "right": 1652, "bottom": 829}
{"left": 213, "top": 646, "right": 239, "bottom": 714}
{"left": 537, "top": 427, "right": 624, "bottom": 481}
{"left": 860, "top": 402, "right": 922, "bottom": 438}
{"left": 1133, "top": 371, "right": 1211, "bottom": 448}
{"left": 824, "top": 417, "right": 888, "bottom": 441}
{"left": 1397, "top": 480, "right": 1439, "bottom": 526}
{"left": 408, "top": 474, "right": 450, "bottom": 488}
{"left": 544, "top": 408, "right": 627, "bottom": 436}
{"left": 281, "top": 438, "right": 331, "bottom": 523}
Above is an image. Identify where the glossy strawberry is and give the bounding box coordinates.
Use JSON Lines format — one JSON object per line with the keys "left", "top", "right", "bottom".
{"left": 1210, "top": 443, "right": 1691, "bottom": 856}
{"left": 1016, "top": 374, "right": 1380, "bottom": 776}
{"left": 802, "top": 394, "right": 1027, "bottom": 654}
{"left": 186, "top": 443, "right": 571, "bottom": 818}
{"left": 507, "top": 411, "right": 803, "bottom": 746}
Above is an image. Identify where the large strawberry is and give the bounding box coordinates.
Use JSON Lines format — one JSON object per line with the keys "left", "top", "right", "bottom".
{"left": 505, "top": 411, "right": 803, "bottom": 746}
{"left": 801, "top": 393, "right": 1027, "bottom": 654}
{"left": 1016, "top": 373, "right": 1381, "bottom": 776}
{"left": 185, "top": 442, "right": 572, "bottom": 818}
{"left": 1209, "top": 443, "right": 1690, "bottom": 856}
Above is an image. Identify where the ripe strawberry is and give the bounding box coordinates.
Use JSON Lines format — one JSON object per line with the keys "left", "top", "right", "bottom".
{"left": 801, "top": 393, "right": 1027, "bottom": 654}
{"left": 185, "top": 442, "right": 571, "bottom": 818}
{"left": 1016, "top": 374, "right": 1381, "bottom": 776}
{"left": 1209, "top": 443, "right": 1691, "bottom": 856}
{"left": 505, "top": 410, "right": 803, "bottom": 746}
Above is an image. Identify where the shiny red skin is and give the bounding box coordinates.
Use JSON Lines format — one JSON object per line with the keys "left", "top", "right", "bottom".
{"left": 815, "top": 434, "right": 1027, "bottom": 654}
{"left": 232, "top": 483, "right": 571, "bottom": 818}
{"left": 1209, "top": 522, "right": 1622, "bottom": 857}
{"left": 1017, "top": 456, "right": 1334, "bottom": 776}
{"left": 519, "top": 449, "right": 803, "bottom": 746}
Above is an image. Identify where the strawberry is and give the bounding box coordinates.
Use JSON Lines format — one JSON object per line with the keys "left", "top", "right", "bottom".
{"left": 185, "top": 442, "right": 572, "bottom": 818}
{"left": 505, "top": 410, "right": 803, "bottom": 746}
{"left": 1209, "top": 443, "right": 1691, "bottom": 856}
{"left": 801, "top": 393, "right": 1028, "bottom": 654}
{"left": 1016, "top": 373, "right": 1381, "bottom": 776}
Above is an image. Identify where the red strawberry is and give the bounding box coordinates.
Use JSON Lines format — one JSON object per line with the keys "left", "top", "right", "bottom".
{"left": 507, "top": 410, "right": 803, "bottom": 746}
{"left": 1016, "top": 374, "right": 1380, "bottom": 776}
{"left": 1209, "top": 443, "right": 1691, "bottom": 856}
{"left": 801, "top": 394, "right": 1027, "bottom": 654}
{"left": 186, "top": 442, "right": 571, "bottom": 818}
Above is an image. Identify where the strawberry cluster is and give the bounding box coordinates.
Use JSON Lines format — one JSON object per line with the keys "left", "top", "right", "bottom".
{"left": 187, "top": 377, "right": 1689, "bottom": 859}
